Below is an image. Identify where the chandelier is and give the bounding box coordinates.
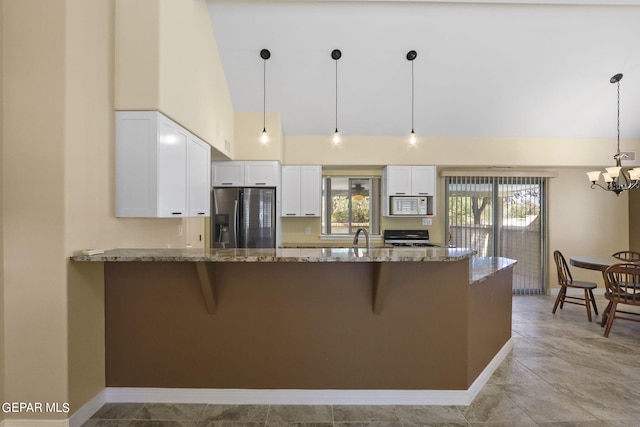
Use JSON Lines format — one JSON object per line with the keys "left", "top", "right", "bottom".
{"left": 587, "top": 73, "right": 640, "bottom": 196}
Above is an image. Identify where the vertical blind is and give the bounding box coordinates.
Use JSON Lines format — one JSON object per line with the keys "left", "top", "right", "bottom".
{"left": 445, "top": 175, "right": 547, "bottom": 295}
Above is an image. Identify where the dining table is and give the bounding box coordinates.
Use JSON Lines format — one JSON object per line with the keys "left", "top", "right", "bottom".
{"left": 569, "top": 255, "right": 639, "bottom": 327}
{"left": 569, "top": 255, "right": 628, "bottom": 272}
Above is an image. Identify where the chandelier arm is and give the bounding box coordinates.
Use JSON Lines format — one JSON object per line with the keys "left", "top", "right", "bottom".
{"left": 590, "top": 182, "right": 611, "bottom": 191}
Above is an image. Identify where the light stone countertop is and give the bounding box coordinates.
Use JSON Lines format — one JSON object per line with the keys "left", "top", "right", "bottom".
{"left": 70, "top": 247, "right": 517, "bottom": 284}
{"left": 70, "top": 246, "right": 476, "bottom": 263}
{"left": 470, "top": 256, "right": 518, "bottom": 284}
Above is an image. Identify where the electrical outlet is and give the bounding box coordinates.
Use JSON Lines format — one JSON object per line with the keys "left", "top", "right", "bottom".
{"left": 305, "top": 227, "right": 311, "bottom": 236}
{"left": 422, "top": 218, "right": 432, "bottom": 226}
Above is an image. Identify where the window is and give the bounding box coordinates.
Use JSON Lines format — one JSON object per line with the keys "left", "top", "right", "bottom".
{"left": 322, "top": 177, "right": 381, "bottom": 235}
{"left": 444, "top": 174, "right": 547, "bottom": 294}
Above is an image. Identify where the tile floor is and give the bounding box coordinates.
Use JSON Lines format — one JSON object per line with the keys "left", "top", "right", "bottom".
{"left": 84, "top": 294, "right": 640, "bottom": 426}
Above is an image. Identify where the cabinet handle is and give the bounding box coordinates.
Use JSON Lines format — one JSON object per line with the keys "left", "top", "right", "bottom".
{"left": 255, "top": 182, "right": 267, "bottom": 185}
{"left": 394, "top": 192, "right": 406, "bottom": 195}
{"left": 197, "top": 212, "right": 206, "bottom": 215}
{"left": 304, "top": 213, "right": 316, "bottom": 216}
{"left": 222, "top": 182, "right": 233, "bottom": 185}
{"left": 285, "top": 213, "right": 297, "bottom": 216}
{"left": 418, "top": 193, "right": 430, "bottom": 195}
{"left": 172, "top": 212, "right": 182, "bottom": 215}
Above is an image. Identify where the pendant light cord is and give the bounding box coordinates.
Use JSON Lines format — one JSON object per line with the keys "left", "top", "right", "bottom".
{"left": 263, "top": 58, "right": 267, "bottom": 131}
{"left": 616, "top": 79, "right": 620, "bottom": 154}
{"left": 411, "top": 59, "right": 415, "bottom": 132}
{"left": 335, "top": 58, "right": 338, "bottom": 132}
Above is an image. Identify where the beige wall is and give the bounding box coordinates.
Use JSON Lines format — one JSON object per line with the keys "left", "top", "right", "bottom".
{"left": 3, "top": 0, "right": 68, "bottom": 417}
{"left": 114, "top": 0, "right": 159, "bottom": 110}
{"left": 547, "top": 167, "right": 628, "bottom": 289}
{"left": 234, "top": 112, "right": 283, "bottom": 161}
{"left": 115, "top": 0, "right": 234, "bottom": 158}
{"left": 284, "top": 134, "right": 640, "bottom": 167}
{"left": 630, "top": 189, "right": 640, "bottom": 252}
{"left": 1, "top": 0, "right": 222, "bottom": 419}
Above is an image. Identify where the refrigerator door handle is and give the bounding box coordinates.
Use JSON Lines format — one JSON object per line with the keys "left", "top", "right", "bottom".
{"left": 233, "top": 199, "right": 239, "bottom": 246}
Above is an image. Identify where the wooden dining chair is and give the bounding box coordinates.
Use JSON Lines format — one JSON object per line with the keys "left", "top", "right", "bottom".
{"left": 602, "top": 263, "right": 640, "bottom": 337}
{"left": 612, "top": 250, "right": 640, "bottom": 261}
{"left": 553, "top": 250, "right": 599, "bottom": 321}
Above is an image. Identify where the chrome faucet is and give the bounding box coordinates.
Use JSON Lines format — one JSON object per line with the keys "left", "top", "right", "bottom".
{"left": 353, "top": 228, "right": 370, "bottom": 251}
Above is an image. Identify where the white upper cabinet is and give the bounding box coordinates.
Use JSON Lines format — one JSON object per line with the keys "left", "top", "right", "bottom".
{"left": 187, "top": 135, "right": 211, "bottom": 217}
{"left": 382, "top": 165, "right": 436, "bottom": 216}
{"left": 157, "top": 117, "right": 188, "bottom": 217}
{"left": 116, "top": 111, "right": 211, "bottom": 218}
{"left": 245, "top": 161, "right": 280, "bottom": 187}
{"left": 385, "top": 166, "right": 413, "bottom": 195}
{"left": 384, "top": 166, "right": 435, "bottom": 196}
{"left": 211, "top": 161, "right": 244, "bottom": 186}
{"left": 281, "top": 165, "right": 322, "bottom": 217}
{"left": 300, "top": 166, "right": 322, "bottom": 216}
{"left": 281, "top": 166, "right": 302, "bottom": 216}
{"left": 212, "top": 161, "right": 280, "bottom": 187}
{"left": 410, "top": 166, "right": 436, "bottom": 196}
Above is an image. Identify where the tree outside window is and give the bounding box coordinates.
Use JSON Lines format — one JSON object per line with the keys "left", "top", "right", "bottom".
{"left": 322, "top": 177, "right": 380, "bottom": 235}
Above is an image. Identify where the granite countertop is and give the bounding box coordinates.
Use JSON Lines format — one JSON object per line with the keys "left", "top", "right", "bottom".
{"left": 470, "top": 256, "right": 518, "bottom": 284}
{"left": 70, "top": 246, "right": 476, "bottom": 263}
{"left": 70, "top": 247, "right": 517, "bottom": 284}
{"left": 278, "top": 242, "right": 445, "bottom": 249}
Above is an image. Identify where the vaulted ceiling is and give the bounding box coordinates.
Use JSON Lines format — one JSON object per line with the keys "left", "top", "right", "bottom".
{"left": 207, "top": 0, "right": 640, "bottom": 141}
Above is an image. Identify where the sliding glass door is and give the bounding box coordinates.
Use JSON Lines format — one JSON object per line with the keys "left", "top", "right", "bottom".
{"left": 445, "top": 175, "right": 546, "bottom": 294}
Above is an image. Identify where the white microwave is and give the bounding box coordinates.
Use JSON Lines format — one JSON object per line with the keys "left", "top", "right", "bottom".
{"left": 390, "top": 196, "right": 428, "bottom": 216}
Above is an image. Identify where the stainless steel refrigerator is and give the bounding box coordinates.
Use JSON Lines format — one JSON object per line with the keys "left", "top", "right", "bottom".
{"left": 211, "top": 187, "right": 276, "bottom": 248}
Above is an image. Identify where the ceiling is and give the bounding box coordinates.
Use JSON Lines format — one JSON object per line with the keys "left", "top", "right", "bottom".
{"left": 207, "top": 0, "right": 640, "bottom": 140}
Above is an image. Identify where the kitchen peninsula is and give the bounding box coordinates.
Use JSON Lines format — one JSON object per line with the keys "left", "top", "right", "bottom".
{"left": 71, "top": 247, "right": 515, "bottom": 404}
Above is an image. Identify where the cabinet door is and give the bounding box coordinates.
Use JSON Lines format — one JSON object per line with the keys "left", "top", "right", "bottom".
{"left": 188, "top": 136, "right": 211, "bottom": 217}
{"left": 212, "top": 161, "right": 244, "bottom": 186}
{"left": 116, "top": 111, "right": 158, "bottom": 217}
{"left": 281, "top": 166, "right": 301, "bottom": 216}
{"left": 386, "top": 166, "right": 412, "bottom": 195}
{"left": 300, "top": 166, "right": 322, "bottom": 217}
{"left": 157, "top": 117, "right": 188, "bottom": 217}
{"left": 411, "top": 166, "right": 436, "bottom": 196}
{"left": 245, "top": 161, "right": 279, "bottom": 186}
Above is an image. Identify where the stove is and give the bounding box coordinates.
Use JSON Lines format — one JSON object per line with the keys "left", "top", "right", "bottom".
{"left": 383, "top": 229, "right": 435, "bottom": 247}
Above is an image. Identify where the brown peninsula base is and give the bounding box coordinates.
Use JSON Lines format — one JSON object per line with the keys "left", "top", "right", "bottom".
{"left": 105, "top": 260, "right": 512, "bottom": 390}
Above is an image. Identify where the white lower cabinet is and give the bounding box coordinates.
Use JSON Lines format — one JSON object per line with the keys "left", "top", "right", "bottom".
{"left": 281, "top": 165, "right": 322, "bottom": 217}
{"left": 116, "top": 111, "right": 211, "bottom": 218}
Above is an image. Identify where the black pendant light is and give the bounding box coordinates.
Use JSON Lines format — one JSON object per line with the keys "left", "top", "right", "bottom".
{"left": 259, "top": 49, "right": 270, "bottom": 144}
{"left": 407, "top": 50, "right": 417, "bottom": 145}
{"left": 331, "top": 49, "right": 342, "bottom": 145}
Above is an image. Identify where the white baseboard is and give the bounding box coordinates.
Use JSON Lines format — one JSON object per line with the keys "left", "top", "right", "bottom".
{"left": 104, "top": 339, "right": 512, "bottom": 407}
{"left": 0, "top": 338, "right": 511, "bottom": 427}
{"left": 68, "top": 389, "right": 106, "bottom": 427}
{"left": 0, "top": 420, "right": 68, "bottom": 427}
{"left": 0, "top": 390, "right": 106, "bottom": 427}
